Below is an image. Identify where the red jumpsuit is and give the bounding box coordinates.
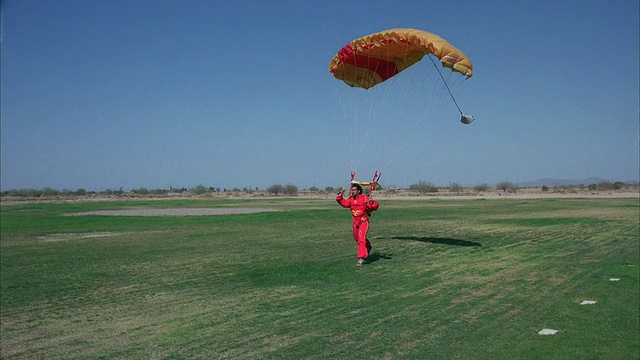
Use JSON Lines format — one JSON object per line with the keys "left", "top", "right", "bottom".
{"left": 336, "top": 193, "right": 380, "bottom": 259}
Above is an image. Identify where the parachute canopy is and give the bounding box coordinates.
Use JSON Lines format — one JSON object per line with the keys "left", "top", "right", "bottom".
{"left": 329, "top": 28, "right": 472, "bottom": 89}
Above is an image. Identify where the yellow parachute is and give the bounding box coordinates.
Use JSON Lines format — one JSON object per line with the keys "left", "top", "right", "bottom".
{"left": 329, "top": 28, "right": 472, "bottom": 90}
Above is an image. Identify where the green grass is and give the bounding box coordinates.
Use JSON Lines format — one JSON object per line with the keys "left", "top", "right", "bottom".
{"left": 1, "top": 197, "right": 638, "bottom": 359}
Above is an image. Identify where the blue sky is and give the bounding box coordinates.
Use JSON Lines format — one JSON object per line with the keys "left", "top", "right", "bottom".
{"left": 1, "top": 0, "right": 638, "bottom": 191}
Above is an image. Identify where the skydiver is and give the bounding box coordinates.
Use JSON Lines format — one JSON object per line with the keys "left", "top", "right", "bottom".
{"left": 336, "top": 183, "right": 379, "bottom": 267}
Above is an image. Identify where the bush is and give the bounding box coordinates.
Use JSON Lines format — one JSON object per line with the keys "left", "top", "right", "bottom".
{"left": 149, "top": 188, "right": 169, "bottom": 195}
{"left": 42, "top": 187, "right": 60, "bottom": 196}
{"left": 409, "top": 181, "right": 438, "bottom": 194}
{"left": 190, "top": 185, "right": 208, "bottom": 195}
{"left": 449, "top": 182, "right": 464, "bottom": 193}
{"left": 597, "top": 181, "right": 613, "bottom": 191}
{"left": 1, "top": 189, "right": 39, "bottom": 197}
{"left": 613, "top": 182, "right": 626, "bottom": 190}
{"left": 473, "top": 183, "right": 489, "bottom": 192}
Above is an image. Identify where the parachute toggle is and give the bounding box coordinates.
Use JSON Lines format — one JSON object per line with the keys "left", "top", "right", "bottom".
{"left": 350, "top": 171, "right": 382, "bottom": 192}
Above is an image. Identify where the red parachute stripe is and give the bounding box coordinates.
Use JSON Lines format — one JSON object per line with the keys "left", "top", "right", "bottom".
{"left": 337, "top": 45, "right": 399, "bottom": 81}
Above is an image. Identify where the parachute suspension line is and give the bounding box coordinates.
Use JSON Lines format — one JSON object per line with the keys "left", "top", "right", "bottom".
{"left": 346, "top": 52, "right": 368, "bottom": 173}
{"left": 372, "top": 41, "right": 416, "bottom": 172}
{"left": 336, "top": 86, "right": 358, "bottom": 173}
{"left": 346, "top": 52, "right": 382, "bottom": 175}
{"left": 427, "top": 54, "right": 463, "bottom": 115}
{"left": 352, "top": 46, "right": 402, "bottom": 177}
{"left": 371, "top": 42, "right": 401, "bottom": 170}
{"left": 374, "top": 57, "right": 442, "bottom": 172}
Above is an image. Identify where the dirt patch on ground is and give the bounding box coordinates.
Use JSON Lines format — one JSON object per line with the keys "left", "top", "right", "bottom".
{"left": 65, "top": 208, "right": 279, "bottom": 217}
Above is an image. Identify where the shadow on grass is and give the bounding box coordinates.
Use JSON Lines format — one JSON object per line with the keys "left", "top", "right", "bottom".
{"left": 391, "top": 236, "right": 482, "bottom": 247}
{"left": 366, "top": 251, "right": 393, "bottom": 264}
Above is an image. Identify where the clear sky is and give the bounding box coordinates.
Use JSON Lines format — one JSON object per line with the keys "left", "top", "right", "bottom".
{"left": 2, "top": 0, "right": 639, "bottom": 191}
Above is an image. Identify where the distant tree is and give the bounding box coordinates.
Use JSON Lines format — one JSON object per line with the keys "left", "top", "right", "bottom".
{"left": 308, "top": 186, "right": 319, "bottom": 192}
{"left": 409, "top": 181, "right": 438, "bottom": 194}
{"left": 325, "top": 186, "right": 335, "bottom": 193}
{"left": 596, "top": 181, "right": 613, "bottom": 191}
{"left": 449, "top": 182, "right": 464, "bottom": 193}
{"left": 190, "top": 185, "right": 208, "bottom": 195}
{"left": 541, "top": 185, "right": 550, "bottom": 192}
{"left": 3, "top": 189, "right": 40, "bottom": 197}
{"left": 285, "top": 184, "right": 299, "bottom": 196}
{"left": 9, "top": 189, "right": 35, "bottom": 197}
{"left": 496, "top": 181, "right": 517, "bottom": 193}
{"left": 267, "top": 184, "right": 286, "bottom": 196}
{"left": 74, "top": 188, "right": 87, "bottom": 196}
{"left": 613, "top": 181, "right": 626, "bottom": 190}
{"left": 473, "top": 183, "right": 489, "bottom": 192}
{"left": 42, "top": 187, "right": 59, "bottom": 196}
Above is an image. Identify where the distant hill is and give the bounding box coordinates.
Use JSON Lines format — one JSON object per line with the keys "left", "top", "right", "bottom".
{"left": 516, "top": 177, "right": 610, "bottom": 188}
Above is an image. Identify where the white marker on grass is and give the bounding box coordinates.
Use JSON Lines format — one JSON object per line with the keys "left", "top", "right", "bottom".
{"left": 580, "top": 300, "right": 597, "bottom": 305}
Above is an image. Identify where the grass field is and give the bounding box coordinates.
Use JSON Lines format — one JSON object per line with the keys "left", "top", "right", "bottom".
{"left": 1, "top": 197, "right": 638, "bottom": 359}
